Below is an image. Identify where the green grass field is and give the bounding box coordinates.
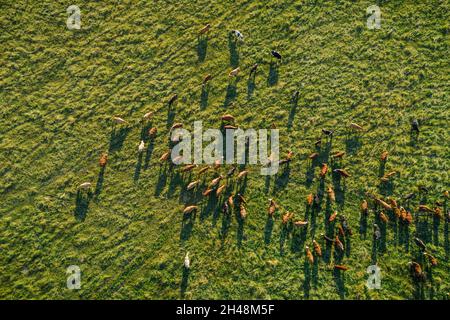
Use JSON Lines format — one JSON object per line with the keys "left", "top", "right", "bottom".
{"left": 1, "top": 0, "right": 449, "bottom": 299}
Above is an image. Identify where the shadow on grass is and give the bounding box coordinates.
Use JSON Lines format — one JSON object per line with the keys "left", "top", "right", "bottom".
{"left": 264, "top": 175, "right": 271, "bottom": 194}
{"left": 197, "top": 36, "right": 208, "bottom": 62}
{"left": 291, "top": 225, "right": 307, "bottom": 253}
{"left": 166, "top": 104, "right": 176, "bottom": 129}
{"left": 180, "top": 212, "right": 195, "bottom": 241}
{"left": 236, "top": 216, "right": 245, "bottom": 247}
{"left": 168, "top": 171, "right": 184, "bottom": 198}
{"left": 409, "top": 131, "right": 419, "bottom": 147}
{"left": 134, "top": 152, "right": 143, "bottom": 182}
{"left": 201, "top": 194, "right": 218, "bottom": 221}
{"left": 303, "top": 260, "right": 311, "bottom": 299}
{"left": 109, "top": 126, "right": 131, "bottom": 152}
{"left": 200, "top": 85, "right": 209, "bottom": 109}
{"left": 345, "top": 134, "right": 362, "bottom": 155}
{"left": 279, "top": 224, "right": 291, "bottom": 255}
{"left": 333, "top": 269, "right": 346, "bottom": 299}
{"left": 287, "top": 97, "right": 298, "bottom": 131}
{"left": 312, "top": 257, "right": 319, "bottom": 289}
{"left": 143, "top": 140, "right": 155, "bottom": 170}
{"left": 155, "top": 165, "right": 169, "bottom": 196}
{"left": 378, "top": 159, "right": 386, "bottom": 177}
{"left": 228, "top": 33, "right": 239, "bottom": 68}
{"left": 223, "top": 81, "right": 237, "bottom": 107}
{"left": 264, "top": 216, "right": 274, "bottom": 245}
{"left": 247, "top": 76, "right": 256, "bottom": 100}
{"left": 94, "top": 166, "right": 106, "bottom": 197}
{"left": 180, "top": 267, "right": 190, "bottom": 297}
{"left": 220, "top": 211, "right": 232, "bottom": 244}
{"left": 74, "top": 190, "right": 91, "bottom": 221}
{"left": 445, "top": 206, "right": 449, "bottom": 259}
{"left": 359, "top": 212, "right": 368, "bottom": 239}
{"left": 273, "top": 164, "right": 290, "bottom": 192}
{"left": 267, "top": 62, "right": 278, "bottom": 86}
{"left": 398, "top": 222, "right": 410, "bottom": 251}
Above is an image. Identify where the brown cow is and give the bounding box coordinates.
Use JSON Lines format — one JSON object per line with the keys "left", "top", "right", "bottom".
{"left": 305, "top": 246, "right": 314, "bottom": 264}
{"left": 99, "top": 153, "right": 108, "bottom": 167}
{"left": 183, "top": 205, "right": 198, "bottom": 214}
{"left": 268, "top": 199, "right": 278, "bottom": 216}
{"left": 199, "top": 23, "right": 211, "bottom": 35}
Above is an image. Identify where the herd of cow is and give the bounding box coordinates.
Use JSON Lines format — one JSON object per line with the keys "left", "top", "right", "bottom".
{"left": 76, "top": 24, "right": 448, "bottom": 297}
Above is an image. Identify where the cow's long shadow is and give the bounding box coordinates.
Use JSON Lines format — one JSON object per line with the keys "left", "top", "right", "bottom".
{"left": 416, "top": 216, "right": 432, "bottom": 244}
{"left": 288, "top": 96, "right": 299, "bottom": 130}
{"left": 134, "top": 153, "right": 143, "bottom": 182}
{"left": 411, "top": 250, "right": 426, "bottom": 299}
{"left": 445, "top": 201, "right": 449, "bottom": 259}
{"left": 267, "top": 62, "right": 278, "bottom": 86}
{"left": 155, "top": 165, "right": 169, "bottom": 196}
{"left": 312, "top": 257, "right": 319, "bottom": 289}
{"left": 264, "top": 216, "right": 274, "bottom": 245}
{"left": 94, "top": 166, "right": 106, "bottom": 197}
{"left": 378, "top": 159, "right": 386, "bottom": 177}
{"left": 200, "top": 85, "right": 209, "bottom": 109}
{"left": 303, "top": 261, "right": 311, "bottom": 299}
{"left": 197, "top": 36, "right": 208, "bottom": 62}
{"left": 168, "top": 170, "right": 185, "bottom": 198}
{"left": 359, "top": 212, "right": 368, "bottom": 239}
{"left": 345, "top": 133, "right": 362, "bottom": 155}
{"left": 323, "top": 237, "right": 333, "bottom": 263}
{"left": 398, "top": 221, "right": 410, "bottom": 251}
{"left": 305, "top": 157, "right": 319, "bottom": 187}
{"left": 432, "top": 215, "right": 440, "bottom": 246}
{"left": 180, "top": 267, "right": 190, "bottom": 297}
{"left": 378, "top": 179, "right": 394, "bottom": 198}
{"left": 264, "top": 175, "right": 271, "bottom": 194}
{"left": 223, "top": 81, "right": 237, "bottom": 107}
{"left": 143, "top": 140, "right": 155, "bottom": 170}
{"left": 247, "top": 75, "right": 256, "bottom": 100}
{"left": 331, "top": 172, "right": 346, "bottom": 208}
{"left": 279, "top": 224, "right": 292, "bottom": 255}
{"left": 291, "top": 225, "right": 307, "bottom": 253}
{"left": 166, "top": 105, "right": 176, "bottom": 129}
{"left": 200, "top": 194, "right": 218, "bottom": 221}
{"left": 109, "top": 126, "right": 130, "bottom": 152}
{"left": 211, "top": 197, "right": 225, "bottom": 227}
{"left": 236, "top": 215, "right": 245, "bottom": 247}
{"left": 180, "top": 212, "right": 195, "bottom": 241}
{"left": 333, "top": 269, "right": 346, "bottom": 299}
{"left": 74, "top": 190, "right": 91, "bottom": 221}
{"left": 274, "top": 164, "right": 290, "bottom": 192}
{"left": 409, "top": 131, "right": 419, "bottom": 147}
{"left": 228, "top": 33, "right": 239, "bottom": 68}
{"left": 371, "top": 226, "right": 381, "bottom": 263}
{"left": 220, "top": 211, "right": 232, "bottom": 244}
{"left": 237, "top": 176, "right": 248, "bottom": 194}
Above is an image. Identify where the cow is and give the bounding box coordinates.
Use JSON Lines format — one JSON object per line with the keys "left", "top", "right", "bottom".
{"left": 268, "top": 199, "right": 278, "bottom": 216}
{"left": 305, "top": 246, "right": 314, "bottom": 264}
{"left": 231, "top": 30, "right": 244, "bottom": 41}
{"left": 99, "top": 153, "right": 108, "bottom": 167}
{"left": 271, "top": 50, "right": 282, "bottom": 60}
{"left": 199, "top": 23, "right": 211, "bottom": 35}
{"left": 229, "top": 67, "right": 240, "bottom": 77}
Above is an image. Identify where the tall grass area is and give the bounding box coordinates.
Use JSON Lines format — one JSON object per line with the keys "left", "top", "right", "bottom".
{"left": 0, "top": 0, "right": 449, "bottom": 299}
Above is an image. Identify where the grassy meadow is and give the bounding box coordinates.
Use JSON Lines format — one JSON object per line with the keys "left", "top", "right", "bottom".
{"left": 0, "top": 0, "right": 449, "bottom": 299}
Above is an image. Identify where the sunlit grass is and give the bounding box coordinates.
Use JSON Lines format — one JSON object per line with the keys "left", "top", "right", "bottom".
{"left": 0, "top": 0, "right": 448, "bottom": 299}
